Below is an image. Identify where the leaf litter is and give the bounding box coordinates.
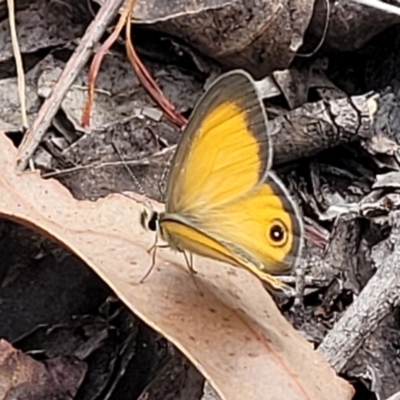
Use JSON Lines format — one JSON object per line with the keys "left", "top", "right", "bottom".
{"left": 0, "top": 339, "right": 87, "bottom": 400}
{"left": 4, "top": 0, "right": 400, "bottom": 399}
{"left": 0, "top": 132, "right": 352, "bottom": 399}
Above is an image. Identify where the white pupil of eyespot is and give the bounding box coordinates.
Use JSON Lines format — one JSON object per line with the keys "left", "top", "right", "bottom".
{"left": 271, "top": 225, "right": 284, "bottom": 241}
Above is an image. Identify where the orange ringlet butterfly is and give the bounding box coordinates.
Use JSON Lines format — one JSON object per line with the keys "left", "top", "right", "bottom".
{"left": 140, "top": 69, "right": 303, "bottom": 294}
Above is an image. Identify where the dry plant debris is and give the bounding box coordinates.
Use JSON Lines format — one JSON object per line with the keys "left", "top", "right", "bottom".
{"left": 94, "top": 0, "right": 314, "bottom": 79}
{"left": 3, "top": 0, "right": 400, "bottom": 399}
{"left": 0, "top": 132, "right": 353, "bottom": 400}
{"left": 0, "top": 339, "right": 87, "bottom": 400}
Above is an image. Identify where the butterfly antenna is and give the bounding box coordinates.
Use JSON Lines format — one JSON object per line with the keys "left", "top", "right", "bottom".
{"left": 157, "top": 148, "right": 175, "bottom": 200}
{"left": 111, "top": 140, "right": 145, "bottom": 195}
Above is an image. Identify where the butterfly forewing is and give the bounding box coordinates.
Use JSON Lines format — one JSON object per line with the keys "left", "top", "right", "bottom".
{"left": 165, "top": 70, "right": 271, "bottom": 215}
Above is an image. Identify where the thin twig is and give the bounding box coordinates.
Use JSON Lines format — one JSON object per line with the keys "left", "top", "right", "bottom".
{"left": 125, "top": 0, "right": 187, "bottom": 128}
{"left": 16, "top": 0, "right": 125, "bottom": 172}
{"left": 297, "top": 0, "right": 330, "bottom": 57}
{"left": 7, "top": 0, "right": 28, "bottom": 129}
{"left": 81, "top": 0, "right": 134, "bottom": 127}
{"left": 350, "top": 0, "right": 400, "bottom": 15}
{"left": 41, "top": 145, "right": 175, "bottom": 179}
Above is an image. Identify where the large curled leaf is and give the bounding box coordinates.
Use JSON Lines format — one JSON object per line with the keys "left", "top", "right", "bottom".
{"left": 94, "top": 0, "right": 314, "bottom": 79}
{"left": 0, "top": 132, "right": 353, "bottom": 400}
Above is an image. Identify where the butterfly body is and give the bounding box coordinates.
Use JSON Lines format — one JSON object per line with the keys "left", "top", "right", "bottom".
{"left": 141, "top": 70, "right": 303, "bottom": 293}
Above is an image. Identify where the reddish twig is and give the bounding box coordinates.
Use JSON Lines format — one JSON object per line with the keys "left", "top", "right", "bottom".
{"left": 81, "top": 0, "right": 134, "bottom": 127}
{"left": 16, "top": 0, "right": 125, "bottom": 172}
{"left": 124, "top": 0, "right": 187, "bottom": 128}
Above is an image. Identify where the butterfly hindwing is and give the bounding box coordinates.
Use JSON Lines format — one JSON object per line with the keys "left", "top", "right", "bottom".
{"left": 169, "top": 172, "right": 303, "bottom": 276}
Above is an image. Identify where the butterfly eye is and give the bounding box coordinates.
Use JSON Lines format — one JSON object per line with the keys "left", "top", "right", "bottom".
{"left": 148, "top": 213, "right": 159, "bottom": 231}
{"left": 268, "top": 219, "right": 288, "bottom": 247}
{"left": 140, "top": 209, "right": 159, "bottom": 232}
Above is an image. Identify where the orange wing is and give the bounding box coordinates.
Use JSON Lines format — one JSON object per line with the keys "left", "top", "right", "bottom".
{"left": 161, "top": 172, "right": 302, "bottom": 276}
{"left": 159, "top": 214, "right": 293, "bottom": 293}
{"left": 165, "top": 70, "right": 271, "bottom": 215}
{"left": 194, "top": 172, "right": 303, "bottom": 275}
{"left": 159, "top": 70, "right": 303, "bottom": 292}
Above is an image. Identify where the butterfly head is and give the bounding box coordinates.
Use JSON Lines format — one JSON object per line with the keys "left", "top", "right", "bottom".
{"left": 140, "top": 208, "right": 160, "bottom": 232}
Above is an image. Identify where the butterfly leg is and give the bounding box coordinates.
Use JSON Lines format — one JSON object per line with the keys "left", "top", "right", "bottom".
{"left": 140, "top": 237, "right": 169, "bottom": 283}
{"left": 182, "top": 251, "right": 204, "bottom": 295}
{"left": 146, "top": 237, "right": 159, "bottom": 255}
{"left": 183, "top": 251, "right": 197, "bottom": 275}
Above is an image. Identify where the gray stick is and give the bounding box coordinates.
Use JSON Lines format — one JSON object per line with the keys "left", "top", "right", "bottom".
{"left": 318, "top": 212, "right": 400, "bottom": 372}
{"left": 16, "top": 0, "right": 125, "bottom": 171}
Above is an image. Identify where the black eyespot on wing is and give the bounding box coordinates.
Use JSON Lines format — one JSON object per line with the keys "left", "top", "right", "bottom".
{"left": 268, "top": 219, "right": 288, "bottom": 247}
{"left": 265, "top": 172, "right": 303, "bottom": 265}
{"left": 270, "top": 224, "right": 284, "bottom": 242}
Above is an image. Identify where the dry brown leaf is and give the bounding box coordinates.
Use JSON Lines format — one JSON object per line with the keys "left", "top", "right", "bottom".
{"left": 0, "top": 132, "right": 353, "bottom": 400}
{"left": 0, "top": 339, "right": 86, "bottom": 400}
{"left": 94, "top": 0, "right": 313, "bottom": 79}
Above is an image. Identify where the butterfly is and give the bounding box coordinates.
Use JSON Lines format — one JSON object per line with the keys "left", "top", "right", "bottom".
{"left": 140, "top": 69, "right": 303, "bottom": 294}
